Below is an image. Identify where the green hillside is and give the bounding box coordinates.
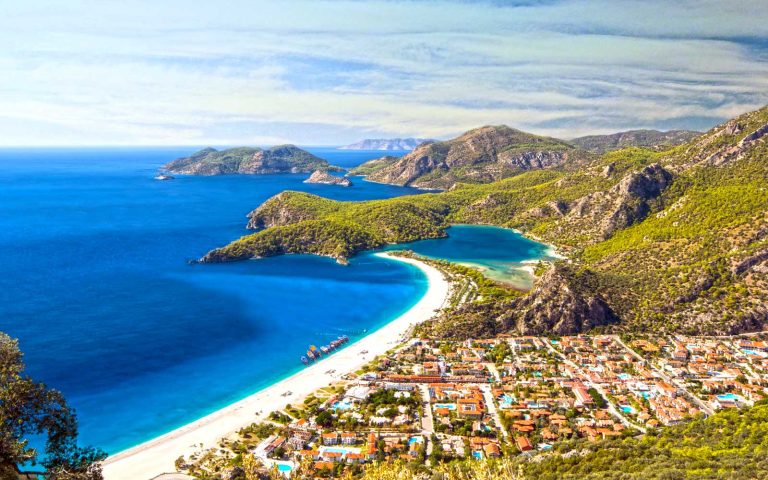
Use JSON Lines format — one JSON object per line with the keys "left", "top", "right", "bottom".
{"left": 202, "top": 106, "right": 768, "bottom": 335}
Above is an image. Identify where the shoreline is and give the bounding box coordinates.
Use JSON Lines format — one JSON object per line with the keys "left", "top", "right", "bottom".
{"left": 101, "top": 253, "right": 450, "bottom": 480}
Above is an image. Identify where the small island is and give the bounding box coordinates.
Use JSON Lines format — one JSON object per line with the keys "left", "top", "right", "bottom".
{"left": 303, "top": 170, "right": 353, "bottom": 187}
{"left": 164, "top": 145, "right": 341, "bottom": 176}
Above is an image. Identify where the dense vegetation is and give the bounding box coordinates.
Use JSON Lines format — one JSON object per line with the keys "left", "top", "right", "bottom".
{"left": 570, "top": 129, "right": 701, "bottom": 154}
{"left": 356, "top": 125, "right": 586, "bottom": 189}
{"left": 356, "top": 400, "right": 768, "bottom": 480}
{"left": 203, "top": 106, "right": 768, "bottom": 335}
{"left": 347, "top": 156, "right": 400, "bottom": 176}
{"left": 0, "top": 333, "right": 106, "bottom": 479}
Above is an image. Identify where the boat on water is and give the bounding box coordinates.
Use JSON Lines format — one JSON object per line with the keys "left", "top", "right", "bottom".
{"left": 154, "top": 174, "right": 174, "bottom": 180}
{"left": 300, "top": 336, "right": 350, "bottom": 364}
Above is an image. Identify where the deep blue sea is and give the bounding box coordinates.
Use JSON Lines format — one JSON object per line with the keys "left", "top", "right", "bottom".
{"left": 0, "top": 146, "right": 549, "bottom": 454}
{"left": 0, "top": 146, "right": 425, "bottom": 453}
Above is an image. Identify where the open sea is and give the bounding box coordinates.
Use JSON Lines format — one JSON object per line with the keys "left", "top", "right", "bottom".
{"left": 0, "top": 146, "right": 548, "bottom": 454}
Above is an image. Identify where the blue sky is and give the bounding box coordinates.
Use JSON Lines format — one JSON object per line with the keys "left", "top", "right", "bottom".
{"left": 1, "top": 0, "right": 767, "bottom": 145}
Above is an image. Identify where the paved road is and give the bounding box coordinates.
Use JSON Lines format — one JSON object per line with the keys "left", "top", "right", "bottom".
{"left": 485, "top": 362, "right": 502, "bottom": 383}
{"left": 480, "top": 384, "right": 508, "bottom": 439}
{"left": 418, "top": 384, "right": 435, "bottom": 434}
{"left": 612, "top": 335, "right": 714, "bottom": 416}
{"left": 418, "top": 384, "right": 435, "bottom": 456}
{"left": 544, "top": 340, "right": 646, "bottom": 433}
{"left": 721, "top": 339, "right": 761, "bottom": 381}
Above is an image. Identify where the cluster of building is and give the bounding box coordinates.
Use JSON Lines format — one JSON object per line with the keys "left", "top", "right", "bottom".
{"left": 630, "top": 335, "right": 768, "bottom": 411}
{"left": 244, "top": 333, "right": 768, "bottom": 477}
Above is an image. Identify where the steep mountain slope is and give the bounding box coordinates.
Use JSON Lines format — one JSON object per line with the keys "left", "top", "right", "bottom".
{"left": 339, "top": 138, "right": 431, "bottom": 150}
{"left": 356, "top": 125, "right": 586, "bottom": 189}
{"left": 164, "top": 145, "right": 340, "bottom": 175}
{"left": 201, "top": 105, "right": 768, "bottom": 335}
{"left": 347, "top": 156, "right": 401, "bottom": 176}
{"left": 571, "top": 129, "right": 701, "bottom": 153}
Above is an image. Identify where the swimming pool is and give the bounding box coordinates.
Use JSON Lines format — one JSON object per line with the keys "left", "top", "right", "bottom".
{"left": 434, "top": 403, "right": 457, "bottom": 410}
{"left": 743, "top": 348, "right": 767, "bottom": 357}
{"left": 620, "top": 405, "right": 635, "bottom": 414}
{"left": 618, "top": 373, "right": 631, "bottom": 381}
{"left": 717, "top": 393, "right": 739, "bottom": 401}
{"left": 276, "top": 463, "right": 293, "bottom": 472}
{"left": 472, "top": 451, "right": 483, "bottom": 460}
{"left": 409, "top": 436, "right": 424, "bottom": 444}
{"left": 322, "top": 446, "right": 361, "bottom": 455}
{"left": 332, "top": 399, "right": 353, "bottom": 411}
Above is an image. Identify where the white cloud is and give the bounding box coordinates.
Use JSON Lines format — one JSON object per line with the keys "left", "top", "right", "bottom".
{"left": 0, "top": 0, "right": 766, "bottom": 144}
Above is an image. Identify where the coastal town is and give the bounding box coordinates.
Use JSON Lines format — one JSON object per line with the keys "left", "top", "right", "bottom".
{"left": 178, "top": 332, "right": 768, "bottom": 478}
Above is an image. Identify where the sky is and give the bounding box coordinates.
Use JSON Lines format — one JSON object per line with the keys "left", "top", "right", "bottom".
{"left": 1, "top": 0, "right": 767, "bottom": 146}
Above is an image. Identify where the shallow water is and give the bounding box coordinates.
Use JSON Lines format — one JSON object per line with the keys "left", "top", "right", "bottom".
{"left": 385, "top": 224, "right": 557, "bottom": 289}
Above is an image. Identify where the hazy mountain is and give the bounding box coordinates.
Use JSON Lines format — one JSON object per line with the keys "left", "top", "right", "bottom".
{"left": 338, "top": 138, "right": 432, "bottom": 151}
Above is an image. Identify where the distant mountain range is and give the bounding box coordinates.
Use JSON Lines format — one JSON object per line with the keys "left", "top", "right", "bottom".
{"left": 571, "top": 129, "right": 701, "bottom": 153}
{"left": 338, "top": 138, "right": 432, "bottom": 151}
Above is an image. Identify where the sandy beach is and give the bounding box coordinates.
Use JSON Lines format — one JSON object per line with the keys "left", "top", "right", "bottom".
{"left": 102, "top": 253, "right": 450, "bottom": 480}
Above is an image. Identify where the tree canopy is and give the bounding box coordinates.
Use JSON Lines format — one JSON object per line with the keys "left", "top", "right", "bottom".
{"left": 0, "top": 333, "right": 106, "bottom": 479}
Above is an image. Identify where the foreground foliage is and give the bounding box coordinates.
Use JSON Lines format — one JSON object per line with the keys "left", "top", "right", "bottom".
{"left": 0, "top": 333, "right": 106, "bottom": 479}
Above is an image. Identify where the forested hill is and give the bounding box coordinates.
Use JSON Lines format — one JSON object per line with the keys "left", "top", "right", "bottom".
{"left": 352, "top": 125, "right": 587, "bottom": 189}
{"left": 201, "top": 105, "right": 768, "bottom": 336}
{"left": 570, "top": 129, "right": 701, "bottom": 153}
{"left": 164, "top": 145, "right": 340, "bottom": 175}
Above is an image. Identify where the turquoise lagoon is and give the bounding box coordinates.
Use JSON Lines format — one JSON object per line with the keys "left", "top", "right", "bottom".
{"left": 385, "top": 224, "right": 559, "bottom": 289}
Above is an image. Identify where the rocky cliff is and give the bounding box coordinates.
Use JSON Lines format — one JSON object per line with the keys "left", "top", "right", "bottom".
{"left": 360, "top": 125, "right": 583, "bottom": 189}
{"left": 499, "top": 264, "right": 619, "bottom": 334}
{"left": 546, "top": 163, "right": 674, "bottom": 242}
{"left": 423, "top": 263, "right": 618, "bottom": 338}
{"left": 164, "top": 145, "right": 340, "bottom": 175}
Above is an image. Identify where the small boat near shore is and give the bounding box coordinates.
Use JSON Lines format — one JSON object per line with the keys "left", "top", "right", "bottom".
{"left": 300, "top": 335, "right": 349, "bottom": 364}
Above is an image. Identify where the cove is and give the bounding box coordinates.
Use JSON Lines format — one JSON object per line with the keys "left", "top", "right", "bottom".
{"left": 382, "top": 224, "right": 559, "bottom": 290}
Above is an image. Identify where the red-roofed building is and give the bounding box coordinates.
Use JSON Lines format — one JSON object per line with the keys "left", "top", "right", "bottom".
{"left": 515, "top": 436, "right": 533, "bottom": 452}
